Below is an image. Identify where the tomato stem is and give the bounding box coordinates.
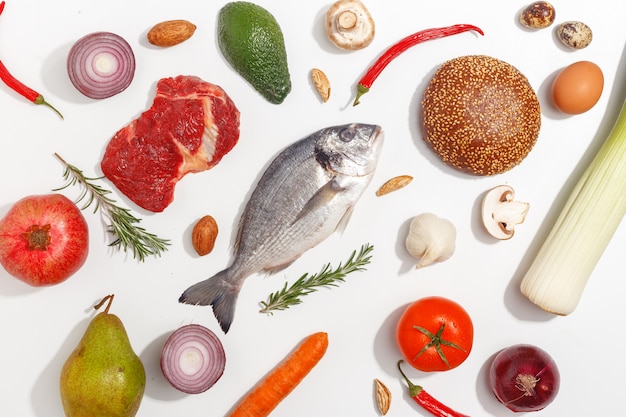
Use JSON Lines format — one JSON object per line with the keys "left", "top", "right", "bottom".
{"left": 413, "top": 321, "right": 466, "bottom": 368}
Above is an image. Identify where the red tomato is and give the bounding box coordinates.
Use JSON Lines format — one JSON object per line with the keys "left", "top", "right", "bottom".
{"left": 0, "top": 194, "right": 89, "bottom": 286}
{"left": 396, "top": 296, "right": 473, "bottom": 372}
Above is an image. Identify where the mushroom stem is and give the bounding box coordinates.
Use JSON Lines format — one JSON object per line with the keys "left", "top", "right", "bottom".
{"left": 338, "top": 11, "right": 357, "bottom": 30}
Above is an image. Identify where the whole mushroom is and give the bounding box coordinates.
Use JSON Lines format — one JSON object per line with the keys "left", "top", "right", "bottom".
{"left": 325, "top": 0, "right": 375, "bottom": 50}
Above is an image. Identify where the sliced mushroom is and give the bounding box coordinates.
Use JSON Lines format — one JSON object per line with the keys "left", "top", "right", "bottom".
{"left": 481, "top": 185, "right": 530, "bottom": 240}
{"left": 325, "top": 0, "right": 375, "bottom": 50}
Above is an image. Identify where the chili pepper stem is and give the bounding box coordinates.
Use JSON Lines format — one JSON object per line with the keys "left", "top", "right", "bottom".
{"left": 397, "top": 360, "right": 424, "bottom": 398}
{"left": 0, "top": 59, "right": 64, "bottom": 120}
{"left": 353, "top": 84, "right": 370, "bottom": 106}
{"left": 352, "top": 24, "right": 483, "bottom": 106}
{"left": 0, "top": 0, "right": 64, "bottom": 122}
{"left": 34, "top": 94, "right": 64, "bottom": 119}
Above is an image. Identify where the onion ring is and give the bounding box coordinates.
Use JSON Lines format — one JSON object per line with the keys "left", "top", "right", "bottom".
{"left": 160, "top": 324, "right": 226, "bottom": 394}
{"left": 67, "top": 31, "right": 135, "bottom": 99}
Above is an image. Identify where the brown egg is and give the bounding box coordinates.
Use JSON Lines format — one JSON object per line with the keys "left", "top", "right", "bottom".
{"left": 551, "top": 61, "right": 603, "bottom": 115}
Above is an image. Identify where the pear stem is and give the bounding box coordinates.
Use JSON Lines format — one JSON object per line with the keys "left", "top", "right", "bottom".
{"left": 94, "top": 294, "right": 115, "bottom": 314}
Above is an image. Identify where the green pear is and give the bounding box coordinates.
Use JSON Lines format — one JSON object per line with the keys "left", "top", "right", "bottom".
{"left": 60, "top": 295, "right": 146, "bottom": 417}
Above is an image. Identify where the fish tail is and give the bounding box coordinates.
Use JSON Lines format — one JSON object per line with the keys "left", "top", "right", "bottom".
{"left": 179, "top": 270, "right": 240, "bottom": 333}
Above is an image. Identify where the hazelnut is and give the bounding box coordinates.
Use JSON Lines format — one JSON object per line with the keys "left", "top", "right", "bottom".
{"left": 192, "top": 215, "right": 218, "bottom": 256}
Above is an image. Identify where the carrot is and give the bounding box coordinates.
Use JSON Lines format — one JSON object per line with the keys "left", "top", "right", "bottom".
{"left": 228, "top": 331, "right": 329, "bottom": 417}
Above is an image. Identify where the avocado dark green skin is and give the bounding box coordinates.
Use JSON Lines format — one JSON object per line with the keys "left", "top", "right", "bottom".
{"left": 218, "top": 2, "right": 291, "bottom": 104}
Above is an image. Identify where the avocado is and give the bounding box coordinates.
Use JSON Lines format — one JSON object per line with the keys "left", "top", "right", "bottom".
{"left": 218, "top": 1, "right": 291, "bottom": 104}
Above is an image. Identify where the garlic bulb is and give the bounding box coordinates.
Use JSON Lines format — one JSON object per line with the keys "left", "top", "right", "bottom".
{"left": 405, "top": 213, "right": 456, "bottom": 268}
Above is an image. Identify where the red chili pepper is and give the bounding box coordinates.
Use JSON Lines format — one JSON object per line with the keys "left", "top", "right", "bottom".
{"left": 0, "top": 1, "right": 63, "bottom": 119}
{"left": 353, "top": 24, "right": 484, "bottom": 106}
{"left": 398, "top": 360, "right": 470, "bottom": 417}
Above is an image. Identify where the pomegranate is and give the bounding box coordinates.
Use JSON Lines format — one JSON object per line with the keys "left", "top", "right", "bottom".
{"left": 0, "top": 194, "right": 89, "bottom": 286}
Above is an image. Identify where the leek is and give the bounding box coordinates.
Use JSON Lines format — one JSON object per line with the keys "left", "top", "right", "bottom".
{"left": 520, "top": 93, "right": 626, "bottom": 315}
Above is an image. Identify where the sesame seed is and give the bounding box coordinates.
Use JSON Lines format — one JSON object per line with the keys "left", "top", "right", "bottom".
{"left": 421, "top": 55, "right": 541, "bottom": 176}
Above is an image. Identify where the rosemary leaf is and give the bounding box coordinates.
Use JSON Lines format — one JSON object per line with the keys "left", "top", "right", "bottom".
{"left": 259, "top": 243, "right": 374, "bottom": 314}
{"left": 53, "top": 153, "right": 170, "bottom": 261}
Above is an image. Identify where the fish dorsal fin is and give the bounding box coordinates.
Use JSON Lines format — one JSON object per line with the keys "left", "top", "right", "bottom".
{"left": 292, "top": 179, "right": 343, "bottom": 225}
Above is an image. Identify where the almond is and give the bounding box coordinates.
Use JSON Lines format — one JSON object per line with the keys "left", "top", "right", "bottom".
{"left": 376, "top": 175, "right": 413, "bottom": 196}
{"left": 147, "top": 20, "right": 197, "bottom": 47}
{"left": 311, "top": 68, "right": 331, "bottom": 102}
{"left": 192, "top": 215, "right": 218, "bottom": 256}
{"left": 374, "top": 378, "right": 391, "bottom": 415}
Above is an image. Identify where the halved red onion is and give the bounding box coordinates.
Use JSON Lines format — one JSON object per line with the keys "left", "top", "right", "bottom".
{"left": 160, "top": 324, "right": 226, "bottom": 394}
{"left": 67, "top": 31, "right": 135, "bottom": 99}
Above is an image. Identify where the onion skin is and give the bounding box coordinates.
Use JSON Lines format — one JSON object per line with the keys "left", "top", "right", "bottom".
{"left": 160, "top": 324, "right": 226, "bottom": 394}
{"left": 67, "top": 31, "right": 136, "bottom": 99}
{"left": 489, "top": 344, "right": 560, "bottom": 412}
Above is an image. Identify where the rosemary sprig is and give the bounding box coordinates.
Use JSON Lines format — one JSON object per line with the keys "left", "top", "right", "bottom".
{"left": 53, "top": 153, "right": 170, "bottom": 261}
{"left": 259, "top": 243, "right": 374, "bottom": 314}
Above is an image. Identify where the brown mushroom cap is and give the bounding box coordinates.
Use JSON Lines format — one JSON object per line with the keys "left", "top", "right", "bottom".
{"left": 420, "top": 55, "right": 541, "bottom": 176}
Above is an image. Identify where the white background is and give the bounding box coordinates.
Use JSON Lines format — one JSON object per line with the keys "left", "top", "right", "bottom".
{"left": 0, "top": 0, "right": 624, "bottom": 416}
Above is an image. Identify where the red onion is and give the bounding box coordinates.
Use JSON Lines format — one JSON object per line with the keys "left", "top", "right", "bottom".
{"left": 489, "top": 344, "right": 560, "bottom": 412}
{"left": 67, "top": 31, "right": 135, "bottom": 99}
{"left": 160, "top": 324, "right": 226, "bottom": 394}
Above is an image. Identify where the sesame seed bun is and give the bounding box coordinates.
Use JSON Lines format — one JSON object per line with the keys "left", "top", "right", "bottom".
{"left": 420, "top": 55, "right": 541, "bottom": 176}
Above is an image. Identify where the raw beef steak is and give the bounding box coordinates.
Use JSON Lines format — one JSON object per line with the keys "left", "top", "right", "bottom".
{"left": 101, "top": 75, "right": 240, "bottom": 212}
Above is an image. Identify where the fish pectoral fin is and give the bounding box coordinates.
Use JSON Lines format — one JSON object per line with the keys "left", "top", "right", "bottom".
{"left": 264, "top": 258, "right": 299, "bottom": 275}
{"left": 335, "top": 204, "right": 355, "bottom": 234}
{"left": 292, "top": 179, "right": 343, "bottom": 225}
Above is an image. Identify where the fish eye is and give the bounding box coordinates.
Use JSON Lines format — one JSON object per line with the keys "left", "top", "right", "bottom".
{"left": 339, "top": 127, "right": 356, "bottom": 142}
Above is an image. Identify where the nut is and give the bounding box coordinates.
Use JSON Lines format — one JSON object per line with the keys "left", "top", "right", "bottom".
{"left": 147, "top": 20, "right": 197, "bottom": 47}
{"left": 311, "top": 68, "right": 331, "bottom": 102}
{"left": 374, "top": 378, "right": 391, "bottom": 415}
{"left": 191, "top": 215, "right": 218, "bottom": 256}
{"left": 376, "top": 175, "right": 413, "bottom": 196}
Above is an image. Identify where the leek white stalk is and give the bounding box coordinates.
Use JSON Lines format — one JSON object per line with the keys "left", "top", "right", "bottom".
{"left": 520, "top": 95, "right": 626, "bottom": 315}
